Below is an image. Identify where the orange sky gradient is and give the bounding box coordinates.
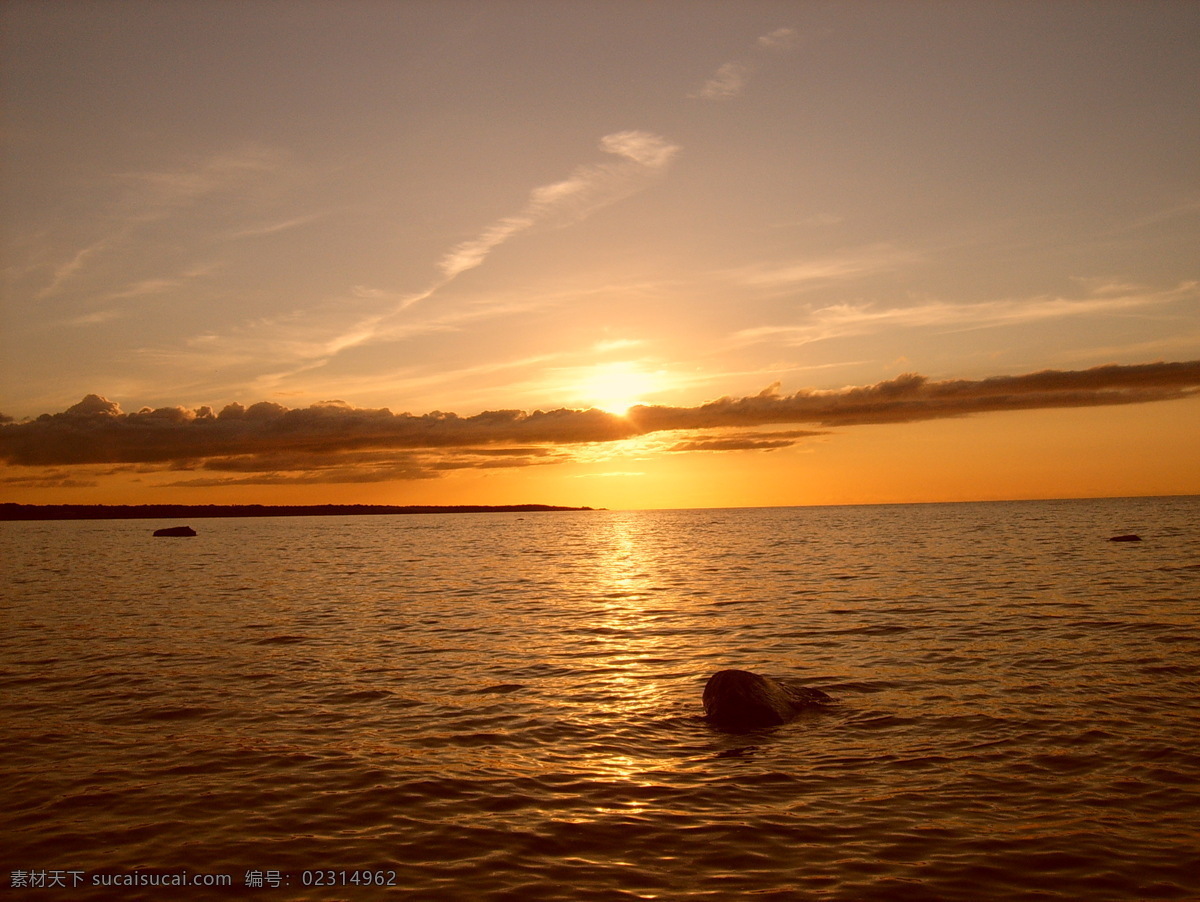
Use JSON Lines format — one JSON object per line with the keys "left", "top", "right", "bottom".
{"left": 2, "top": 1, "right": 1198, "bottom": 509}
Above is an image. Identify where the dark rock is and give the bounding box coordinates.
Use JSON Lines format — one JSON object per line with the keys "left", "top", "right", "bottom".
{"left": 153, "top": 525, "right": 196, "bottom": 537}
{"left": 1108, "top": 534, "right": 1141, "bottom": 542}
{"left": 703, "top": 669, "right": 831, "bottom": 732}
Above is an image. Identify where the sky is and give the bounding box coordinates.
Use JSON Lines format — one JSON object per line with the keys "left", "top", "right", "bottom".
{"left": 1, "top": 0, "right": 1198, "bottom": 509}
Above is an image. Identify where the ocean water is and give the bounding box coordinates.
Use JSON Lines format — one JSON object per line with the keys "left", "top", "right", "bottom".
{"left": 2, "top": 497, "right": 1198, "bottom": 901}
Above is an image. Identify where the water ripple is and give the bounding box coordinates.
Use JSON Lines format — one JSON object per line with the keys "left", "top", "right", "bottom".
{"left": 2, "top": 497, "right": 1198, "bottom": 899}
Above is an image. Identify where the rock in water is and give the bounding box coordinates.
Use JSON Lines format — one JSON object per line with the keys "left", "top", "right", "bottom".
{"left": 703, "top": 669, "right": 830, "bottom": 731}
{"left": 1108, "top": 534, "right": 1142, "bottom": 542}
{"left": 153, "top": 525, "right": 197, "bottom": 537}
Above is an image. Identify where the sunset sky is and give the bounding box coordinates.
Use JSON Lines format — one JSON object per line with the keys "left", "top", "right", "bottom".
{"left": 2, "top": 0, "right": 1198, "bottom": 509}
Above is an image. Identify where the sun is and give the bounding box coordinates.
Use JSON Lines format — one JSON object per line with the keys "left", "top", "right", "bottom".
{"left": 579, "top": 362, "right": 661, "bottom": 415}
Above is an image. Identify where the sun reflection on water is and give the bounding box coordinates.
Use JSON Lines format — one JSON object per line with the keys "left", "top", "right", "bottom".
{"left": 541, "top": 512, "right": 728, "bottom": 812}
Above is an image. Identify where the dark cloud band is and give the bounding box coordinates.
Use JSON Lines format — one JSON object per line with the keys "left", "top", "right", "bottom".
{"left": 2, "top": 361, "right": 1198, "bottom": 471}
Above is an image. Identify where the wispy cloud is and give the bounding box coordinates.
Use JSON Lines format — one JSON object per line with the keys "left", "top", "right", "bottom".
{"left": 757, "top": 27, "right": 797, "bottom": 50}
{"left": 307, "top": 130, "right": 680, "bottom": 360}
{"left": 4, "top": 362, "right": 1197, "bottom": 485}
{"left": 105, "top": 264, "right": 219, "bottom": 302}
{"left": 36, "top": 145, "right": 290, "bottom": 299}
{"left": 116, "top": 145, "right": 284, "bottom": 215}
{"left": 736, "top": 281, "right": 1199, "bottom": 347}
{"left": 0, "top": 471, "right": 98, "bottom": 489}
{"left": 436, "top": 131, "right": 680, "bottom": 281}
{"left": 37, "top": 239, "right": 116, "bottom": 299}
{"left": 58, "top": 265, "right": 220, "bottom": 327}
{"left": 223, "top": 212, "right": 327, "bottom": 240}
{"left": 36, "top": 130, "right": 677, "bottom": 394}
{"left": 691, "top": 62, "right": 751, "bottom": 101}
{"left": 668, "top": 428, "right": 821, "bottom": 453}
{"left": 727, "top": 243, "right": 918, "bottom": 292}
{"left": 690, "top": 26, "right": 797, "bottom": 101}
{"left": 164, "top": 445, "right": 565, "bottom": 487}
{"left": 64, "top": 309, "right": 126, "bottom": 327}
{"left": 116, "top": 278, "right": 581, "bottom": 403}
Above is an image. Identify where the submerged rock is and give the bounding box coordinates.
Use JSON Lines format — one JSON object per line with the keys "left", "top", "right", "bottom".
{"left": 153, "top": 525, "right": 196, "bottom": 537}
{"left": 703, "top": 669, "right": 830, "bottom": 731}
{"left": 1108, "top": 534, "right": 1142, "bottom": 542}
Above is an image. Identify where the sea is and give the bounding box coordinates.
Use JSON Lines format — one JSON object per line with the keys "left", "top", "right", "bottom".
{"left": 2, "top": 496, "right": 1198, "bottom": 901}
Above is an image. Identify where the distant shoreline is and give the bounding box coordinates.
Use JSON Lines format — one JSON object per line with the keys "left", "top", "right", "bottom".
{"left": 0, "top": 503, "right": 596, "bottom": 521}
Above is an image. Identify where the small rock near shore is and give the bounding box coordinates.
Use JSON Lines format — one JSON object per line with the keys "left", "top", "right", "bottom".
{"left": 703, "top": 669, "right": 831, "bottom": 731}
{"left": 153, "top": 525, "right": 197, "bottom": 537}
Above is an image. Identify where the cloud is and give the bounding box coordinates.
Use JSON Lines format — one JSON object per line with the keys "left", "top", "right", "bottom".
{"left": 0, "top": 471, "right": 98, "bottom": 489}
{"left": 668, "top": 429, "right": 821, "bottom": 453}
{"left": 222, "top": 212, "right": 326, "bottom": 240}
{"left": 727, "top": 244, "right": 917, "bottom": 292}
{"left": 36, "top": 145, "right": 287, "bottom": 298}
{"left": 292, "top": 130, "right": 681, "bottom": 366}
{"left": 691, "top": 62, "right": 751, "bottom": 101}
{"left": 162, "top": 449, "right": 561, "bottom": 486}
{"left": 4, "top": 363, "right": 1198, "bottom": 484}
{"left": 629, "top": 361, "right": 1200, "bottom": 432}
{"left": 0, "top": 397, "right": 637, "bottom": 468}
{"left": 37, "top": 240, "right": 115, "bottom": 299}
{"left": 67, "top": 394, "right": 123, "bottom": 417}
{"left": 736, "top": 281, "right": 1200, "bottom": 347}
{"left": 599, "top": 131, "right": 679, "bottom": 168}
{"left": 758, "top": 27, "right": 797, "bottom": 50}
{"left": 437, "top": 131, "right": 679, "bottom": 281}
{"left": 690, "top": 26, "right": 796, "bottom": 101}
{"left": 163, "top": 445, "right": 566, "bottom": 487}
{"left": 118, "top": 145, "right": 284, "bottom": 214}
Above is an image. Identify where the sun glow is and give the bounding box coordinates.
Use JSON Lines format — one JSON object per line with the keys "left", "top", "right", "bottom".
{"left": 578, "top": 362, "right": 662, "bottom": 415}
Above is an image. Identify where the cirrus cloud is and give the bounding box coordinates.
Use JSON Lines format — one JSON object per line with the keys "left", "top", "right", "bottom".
{"left": 308, "top": 130, "right": 680, "bottom": 364}
{"left": 437, "top": 130, "right": 680, "bottom": 280}
{"left": 690, "top": 26, "right": 798, "bottom": 101}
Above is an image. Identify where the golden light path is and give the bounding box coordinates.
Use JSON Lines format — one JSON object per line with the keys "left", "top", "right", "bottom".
{"left": 564, "top": 511, "right": 722, "bottom": 812}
